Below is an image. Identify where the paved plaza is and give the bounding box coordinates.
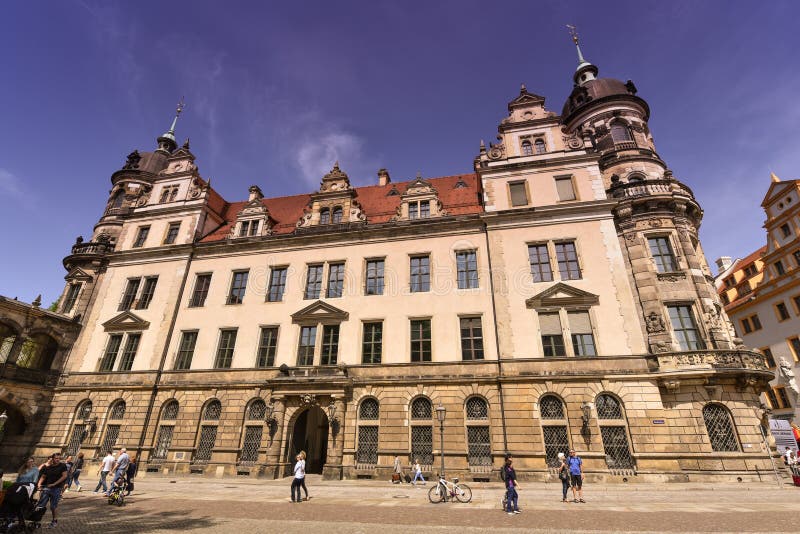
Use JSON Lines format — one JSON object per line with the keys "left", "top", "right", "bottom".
{"left": 23, "top": 474, "right": 799, "bottom": 533}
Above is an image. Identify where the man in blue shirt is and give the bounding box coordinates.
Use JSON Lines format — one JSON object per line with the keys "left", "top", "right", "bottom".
{"left": 567, "top": 449, "right": 585, "bottom": 503}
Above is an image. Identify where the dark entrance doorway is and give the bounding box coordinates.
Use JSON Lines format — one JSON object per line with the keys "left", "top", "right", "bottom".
{"left": 288, "top": 406, "right": 328, "bottom": 474}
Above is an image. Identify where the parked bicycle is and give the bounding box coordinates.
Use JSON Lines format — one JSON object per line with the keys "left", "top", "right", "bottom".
{"left": 427, "top": 474, "right": 472, "bottom": 503}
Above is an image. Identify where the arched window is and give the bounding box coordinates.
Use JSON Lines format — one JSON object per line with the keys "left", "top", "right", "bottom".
{"left": 410, "top": 397, "right": 433, "bottom": 467}
{"left": 203, "top": 400, "right": 222, "bottom": 420}
{"left": 100, "top": 400, "right": 126, "bottom": 455}
{"left": 248, "top": 399, "right": 266, "bottom": 420}
{"left": 332, "top": 206, "right": 343, "bottom": 224}
{"left": 194, "top": 400, "right": 222, "bottom": 465}
{"left": 521, "top": 140, "right": 533, "bottom": 156}
{"left": 0, "top": 323, "right": 17, "bottom": 363}
{"left": 152, "top": 400, "right": 179, "bottom": 465}
{"left": 65, "top": 400, "right": 93, "bottom": 456}
{"left": 111, "top": 190, "right": 125, "bottom": 209}
{"left": 610, "top": 123, "right": 633, "bottom": 144}
{"left": 16, "top": 334, "right": 58, "bottom": 370}
{"left": 534, "top": 139, "right": 546, "bottom": 154}
{"left": 539, "top": 395, "right": 570, "bottom": 467}
{"left": 240, "top": 399, "right": 267, "bottom": 466}
{"left": 357, "top": 398, "right": 380, "bottom": 468}
{"left": 627, "top": 173, "right": 645, "bottom": 183}
{"left": 702, "top": 404, "right": 740, "bottom": 452}
{"left": 595, "top": 394, "right": 635, "bottom": 470}
{"left": 319, "top": 208, "right": 331, "bottom": 225}
{"left": 465, "top": 397, "right": 491, "bottom": 468}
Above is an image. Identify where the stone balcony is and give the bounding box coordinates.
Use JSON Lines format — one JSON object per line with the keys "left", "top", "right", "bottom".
{"left": 62, "top": 239, "right": 115, "bottom": 270}
{"left": 607, "top": 178, "right": 695, "bottom": 201}
{"left": 1, "top": 363, "right": 60, "bottom": 386}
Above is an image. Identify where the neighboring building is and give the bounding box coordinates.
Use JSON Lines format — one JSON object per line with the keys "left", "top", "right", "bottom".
{"left": 717, "top": 174, "right": 800, "bottom": 422}
{"left": 0, "top": 296, "right": 80, "bottom": 469}
{"left": 28, "top": 39, "right": 772, "bottom": 482}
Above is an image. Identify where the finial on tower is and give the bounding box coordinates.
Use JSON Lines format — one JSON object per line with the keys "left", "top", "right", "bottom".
{"left": 156, "top": 97, "right": 185, "bottom": 154}
{"left": 566, "top": 24, "right": 598, "bottom": 86}
{"left": 771, "top": 172, "right": 781, "bottom": 183}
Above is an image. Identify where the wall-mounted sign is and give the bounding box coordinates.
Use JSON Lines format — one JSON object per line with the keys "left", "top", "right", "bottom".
{"left": 769, "top": 419, "right": 798, "bottom": 454}
{"left": 652, "top": 419, "right": 665, "bottom": 425}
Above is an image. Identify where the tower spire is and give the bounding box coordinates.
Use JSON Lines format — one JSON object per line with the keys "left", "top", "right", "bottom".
{"left": 156, "top": 98, "right": 185, "bottom": 154}
{"left": 566, "top": 25, "right": 598, "bottom": 86}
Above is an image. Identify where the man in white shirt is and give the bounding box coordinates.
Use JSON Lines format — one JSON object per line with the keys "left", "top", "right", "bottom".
{"left": 108, "top": 448, "right": 131, "bottom": 493}
{"left": 94, "top": 451, "right": 116, "bottom": 493}
{"left": 784, "top": 447, "right": 796, "bottom": 466}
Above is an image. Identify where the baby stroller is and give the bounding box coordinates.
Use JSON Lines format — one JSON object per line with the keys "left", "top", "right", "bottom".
{"left": 107, "top": 478, "right": 127, "bottom": 506}
{"left": 0, "top": 483, "right": 46, "bottom": 532}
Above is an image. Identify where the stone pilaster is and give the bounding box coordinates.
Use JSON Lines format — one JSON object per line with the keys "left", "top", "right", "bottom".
{"left": 263, "top": 395, "right": 285, "bottom": 479}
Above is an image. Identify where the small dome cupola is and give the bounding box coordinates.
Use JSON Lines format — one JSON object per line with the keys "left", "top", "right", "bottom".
{"left": 156, "top": 99, "right": 184, "bottom": 154}
{"left": 567, "top": 25, "right": 598, "bottom": 87}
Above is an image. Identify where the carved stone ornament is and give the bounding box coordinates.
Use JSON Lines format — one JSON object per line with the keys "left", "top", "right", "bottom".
{"left": 296, "top": 210, "right": 313, "bottom": 228}
{"left": 778, "top": 358, "right": 800, "bottom": 400}
{"left": 299, "top": 393, "right": 317, "bottom": 406}
{"left": 661, "top": 379, "right": 681, "bottom": 392}
{"left": 188, "top": 178, "right": 204, "bottom": 199}
{"left": 349, "top": 200, "right": 367, "bottom": 222}
{"left": 488, "top": 142, "right": 505, "bottom": 160}
{"left": 562, "top": 131, "right": 583, "bottom": 149}
{"left": 122, "top": 150, "right": 141, "bottom": 170}
{"left": 703, "top": 305, "right": 724, "bottom": 331}
{"left": 651, "top": 341, "right": 672, "bottom": 353}
{"left": 624, "top": 233, "right": 637, "bottom": 244}
{"left": 133, "top": 185, "right": 152, "bottom": 207}
{"left": 645, "top": 311, "right": 666, "bottom": 333}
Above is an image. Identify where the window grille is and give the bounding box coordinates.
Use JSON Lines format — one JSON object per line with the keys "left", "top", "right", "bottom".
{"left": 239, "top": 426, "right": 262, "bottom": 465}
{"left": 542, "top": 425, "right": 570, "bottom": 467}
{"left": 356, "top": 426, "right": 379, "bottom": 466}
{"left": 248, "top": 400, "right": 266, "bottom": 420}
{"left": 465, "top": 397, "right": 488, "bottom": 420}
{"left": 193, "top": 425, "right": 217, "bottom": 464}
{"left": 600, "top": 426, "right": 635, "bottom": 469}
{"left": 64, "top": 424, "right": 86, "bottom": 456}
{"left": 77, "top": 401, "right": 93, "bottom": 420}
{"left": 162, "top": 400, "right": 179, "bottom": 420}
{"left": 151, "top": 426, "right": 174, "bottom": 462}
{"left": 411, "top": 398, "right": 432, "bottom": 419}
{"left": 467, "top": 426, "right": 492, "bottom": 466}
{"left": 596, "top": 394, "right": 623, "bottom": 419}
{"left": 100, "top": 425, "right": 120, "bottom": 455}
{"left": 539, "top": 396, "right": 565, "bottom": 419}
{"left": 109, "top": 401, "right": 126, "bottom": 420}
{"left": 359, "top": 399, "right": 379, "bottom": 420}
{"left": 702, "top": 404, "right": 739, "bottom": 452}
{"left": 203, "top": 400, "right": 222, "bottom": 421}
{"left": 410, "top": 426, "right": 433, "bottom": 466}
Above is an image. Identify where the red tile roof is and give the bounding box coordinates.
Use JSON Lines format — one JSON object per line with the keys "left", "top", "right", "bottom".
{"left": 199, "top": 173, "right": 481, "bottom": 243}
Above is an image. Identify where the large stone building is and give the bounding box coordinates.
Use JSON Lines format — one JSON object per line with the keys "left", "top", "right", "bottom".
{"left": 716, "top": 174, "right": 800, "bottom": 424}
{"left": 18, "top": 40, "right": 774, "bottom": 482}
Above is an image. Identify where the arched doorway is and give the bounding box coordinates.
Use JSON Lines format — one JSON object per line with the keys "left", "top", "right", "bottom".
{"left": 287, "top": 405, "right": 328, "bottom": 474}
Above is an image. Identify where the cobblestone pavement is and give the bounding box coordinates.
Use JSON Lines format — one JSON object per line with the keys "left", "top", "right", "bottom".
{"left": 28, "top": 476, "right": 800, "bottom": 533}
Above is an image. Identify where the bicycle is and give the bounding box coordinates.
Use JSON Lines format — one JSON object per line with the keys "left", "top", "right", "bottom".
{"left": 107, "top": 479, "right": 127, "bottom": 507}
{"left": 427, "top": 474, "right": 472, "bottom": 503}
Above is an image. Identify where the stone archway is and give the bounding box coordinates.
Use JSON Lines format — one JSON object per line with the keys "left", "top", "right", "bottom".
{"left": 286, "top": 405, "right": 329, "bottom": 474}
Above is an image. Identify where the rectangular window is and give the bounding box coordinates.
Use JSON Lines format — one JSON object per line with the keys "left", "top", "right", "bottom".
{"left": 136, "top": 276, "right": 158, "bottom": 309}
{"left": 227, "top": 271, "right": 248, "bottom": 305}
{"left": 410, "top": 319, "right": 432, "bottom": 362}
{"left": 304, "top": 265, "right": 323, "bottom": 299}
{"left": 214, "top": 329, "right": 237, "bottom": 368}
{"left": 326, "top": 262, "right": 345, "bottom": 298}
{"left": 528, "top": 244, "right": 553, "bottom": 282}
{"left": 62, "top": 284, "right": 82, "bottom": 313}
{"left": 789, "top": 337, "right": 800, "bottom": 362}
{"left": 256, "top": 327, "right": 278, "bottom": 367}
{"left": 297, "top": 326, "right": 317, "bottom": 366}
{"left": 410, "top": 255, "right": 430, "bottom": 293}
{"left": 740, "top": 318, "right": 752, "bottom": 334}
{"left": 133, "top": 226, "right": 150, "bottom": 248}
{"left": 365, "top": 259, "right": 385, "bottom": 296}
{"left": 721, "top": 293, "right": 730, "bottom": 305}
{"left": 555, "top": 176, "right": 576, "bottom": 201}
{"left": 409, "top": 202, "right": 418, "bottom": 220}
{"left": 239, "top": 220, "right": 250, "bottom": 237}
{"left": 175, "top": 331, "right": 198, "bottom": 370}
{"left": 164, "top": 222, "right": 181, "bottom": 244}
{"left": 667, "top": 305, "right": 706, "bottom": 350}
{"left": 118, "top": 278, "right": 141, "bottom": 311}
{"left": 362, "top": 322, "right": 383, "bottom": 364}
{"left": 781, "top": 223, "right": 792, "bottom": 238}
{"left": 509, "top": 181, "right": 528, "bottom": 207}
{"left": 761, "top": 347, "right": 776, "bottom": 368}
{"left": 648, "top": 236, "right": 678, "bottom": 272}
{"left": 460, "top": 317, "right": 484, "bottom": 360}
{"left": 555, "top": 241, "right": 582, "bottom": 280}
{"left": 118, "top": 333, "right": 141, "bottom": 371}
{"left": 456, "top": 251, "right": 479, "bottom": 289}
{"left": 320, "top": 325, "right": 340, "bottom": 365}
{"left": 794, "top": 250, "right": 800, "bottom": 267}
{"left": 189, "top": 274, "right": 212, "bottom": 307}
{"left": 267, "top": 267, "right": 288, "bottom": 302}
{"left": 419, "top": 200, "right": 430, "bottom": 218}
{"left": 776, "top": 387, "right": 791, "bottom": 409}
{"left": 776, "top": 302, "right": 790, "bottom": 321}
{"left": 750, "top": 314, "right": 762, "bottom": 330}
{"left": 766, "top": 389, "right": 780, "bottom": 409}
{"left": 539, "top": 312, "right": 565, "bottom": 357}
{"left": 249, "top": 220, "right": 260, "bottom": 236}
{"left": 569, "top": 311, "right": 596, "bottom": 356}
{"left": 775, "top": 261, "right": 786, "bottom": 276}
{"left": 793, "top": 295, "right": 800, "bottom": 314}
{"left": 100, "top": 334, "right": 123, "bottom": 372}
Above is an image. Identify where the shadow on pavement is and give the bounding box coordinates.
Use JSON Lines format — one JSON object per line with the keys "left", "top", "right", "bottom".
{"left": 60, "top": 498, "right": 219, "bottom": 533}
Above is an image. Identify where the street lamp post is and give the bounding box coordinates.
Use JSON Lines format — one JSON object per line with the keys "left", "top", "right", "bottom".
{"left": 435, "top": 402, "right": 446, "bottom": 478}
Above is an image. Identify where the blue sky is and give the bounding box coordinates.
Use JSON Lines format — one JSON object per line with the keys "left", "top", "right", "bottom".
{"left": 1, "top": 1, "right": 798, "bottom": 306}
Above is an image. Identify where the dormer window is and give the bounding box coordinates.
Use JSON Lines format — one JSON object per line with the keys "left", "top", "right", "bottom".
{"left": 239, "top": 220, "right": 261, "bottom": 237}
{"left": 521, "top": 140, "right": 533, "bottom": 156}
{"left": 332, "top": 206, "right": 343, "bottom": 224}
{"left": 159, "top": 185, "right": 179, "bottom": 203}
{"left": 409, "top": 200, "right": 430, "bottom": 220}
{"left": 534, "top": 139, "right": 546, "bottom": 154}
{"left": 320, "top": 208, "right": 330, "bottom": 225}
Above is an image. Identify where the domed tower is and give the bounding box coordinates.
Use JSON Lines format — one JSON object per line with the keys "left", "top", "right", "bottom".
{"left": 560, "top": 30, "right": 738, "bottom": 353}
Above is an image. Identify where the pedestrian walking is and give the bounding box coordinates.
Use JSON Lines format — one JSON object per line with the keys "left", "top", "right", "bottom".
{"left": 63, "top": 456, "right": 74, "bottom": 493}
{"left": 297, "top": 451, "right": 309, "bottom": 500}
{"left": 94, "top": 450, "right": 115, "bottom": 494}
{"left": 567, "top": 449, "right": 585, "bottom": 503}
{"left": 783, "top": 447, "right": 796, "bottom": 466}
{"left": 68, "top": 452, "right": 84, "bottom": 492}
{"left": 556, "top": 452, "right": 570, "bottom": 502}
{"left": 393, "top": 455, "right": 404, "bottom": 483}
{"left": 125, "top": 455, "right": 138, "bottom": 496}
{"left": 107, "top": 447, "right": 131, "bottom": 495}
{"left": 16, "top": 457, "right": 39, "bottom": 485}
{"left": 290, "top": 452, "right": 306, "bottom": 503}
{"left": 411, "top": 459, "right": 425, "bottom": 485}
{"left": 36, "top": 452, "right": 69, "bottom": 529}
{"left": 501, "top": 454, "right": 520, "bottom": 515}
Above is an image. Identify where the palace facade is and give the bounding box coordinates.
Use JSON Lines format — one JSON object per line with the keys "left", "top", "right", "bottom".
{"left": 11, "top": 44, "right": 775, "bottom": 482}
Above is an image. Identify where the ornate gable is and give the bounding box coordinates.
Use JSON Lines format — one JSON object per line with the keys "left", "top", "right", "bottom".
{"left": 64, "top": 267, "right": 93, "bottom": 282}
{"left": 296, "top": 163, "right": 367, "bottom": 228}
{"left": 161, "top": 141, "right": 197, "bottom": 176}
{"left": 231, "top": 186, "right": 273, "bottom": 238}
{"left": 525, "top": 283, "right": 599, "bottom": 310}
{"left": 102, "top": 311, "right": 151, "bottom": 332}
{"left": 291, "top": 300, "right": 349, "bottom": 324}
{"left": 393, "top": 173, "right": 447, "bottom": 221}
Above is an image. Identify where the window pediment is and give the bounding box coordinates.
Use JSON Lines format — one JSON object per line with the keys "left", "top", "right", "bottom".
{"left": 291, "top": 300, "right": 349, "bottom": 324}
{"left": 65, "top": 267, "right": 93, "bottom": 282}
{"left": 525, "top": 282, "right": 599, "bottom": 310}
{"left": 102, "top": 311, "right": 150, "bottom": 332}
{"left": 393, "top": 174, "right": 447, "bottom": 221}
{"left": 231, "top": 194, "right": 273, "bottom": 238}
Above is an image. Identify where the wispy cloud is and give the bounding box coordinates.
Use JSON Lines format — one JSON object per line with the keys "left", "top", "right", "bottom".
{"left": 296, "top": 129, "right": 366, "bottom": 185}
{"left": 0, "top": 168, "right": 24, "bottom": 198}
